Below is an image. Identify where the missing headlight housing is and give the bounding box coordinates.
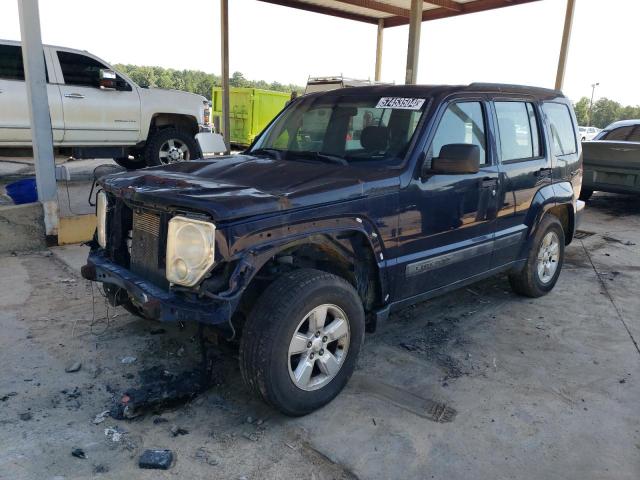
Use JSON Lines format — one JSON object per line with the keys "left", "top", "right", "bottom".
{"left": 166, "top": 216, "right": 216, "bottom": 287}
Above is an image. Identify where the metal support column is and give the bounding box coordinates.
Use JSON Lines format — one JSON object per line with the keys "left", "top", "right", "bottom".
{"left": 405, "top": 0, "right": 423, "bottom": 85}
{"left": 18, "top": 0, "right": 58, "bottom": 242}
{"left": 220, "top": 0, "right": 231, "bottom": 153}
{"left": 374, "top": 19, "right": 384, "bottom": 82}
{"left": 555, "top": 0, "right": 575, "bottom": 91}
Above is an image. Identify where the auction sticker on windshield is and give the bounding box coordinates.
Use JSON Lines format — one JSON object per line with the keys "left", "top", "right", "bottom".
{"left": 375, "top": 97, "right": 425, "bottom": 110}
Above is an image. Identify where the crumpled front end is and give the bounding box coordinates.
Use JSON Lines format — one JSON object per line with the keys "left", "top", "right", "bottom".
{"left": 81, "top": 192, "right": 249, "bottom": 327}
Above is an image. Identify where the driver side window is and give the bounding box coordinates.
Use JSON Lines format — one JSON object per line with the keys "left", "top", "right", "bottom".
{"left": 429, "top": 101, "right": 486, "bottom": 165}
{"left": 57, "top": 51, "right": 130, "bottom": 90}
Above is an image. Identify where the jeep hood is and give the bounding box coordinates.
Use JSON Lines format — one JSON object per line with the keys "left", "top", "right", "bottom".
{"left": 100, "top": 155, "right": 396, "bottom": 221}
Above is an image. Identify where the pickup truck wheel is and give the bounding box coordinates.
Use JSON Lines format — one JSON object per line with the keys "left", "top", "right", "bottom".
{"left": 509, "top": 215, "right": 565, "bottom": 298}
{"left": 240, "top": 269, "right": 365, "bottom": 416}
{"left": 145, "top": 128, "right": 199, "bottom": 166}
{"left": 579, "top": 189, "right": 593, "bottom": 201}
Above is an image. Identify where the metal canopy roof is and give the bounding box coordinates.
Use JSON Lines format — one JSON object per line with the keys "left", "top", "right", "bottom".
{"left": 257, "top": 0, "right": 540, "bottom": 27}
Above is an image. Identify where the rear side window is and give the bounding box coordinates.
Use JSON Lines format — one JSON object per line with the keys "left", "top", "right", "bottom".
{"left": 628, "top": 127, "right": 640, "bottom": 142}
{"left": 495, "top": 101, "right": 541, "bottom": 161}
{"left": 602, "top": 126, "right": 634, "bottom": 141}
{"left": 542, "top": 103, "right": 577, "bottom": 156}
{"left": 0, "top": 45, "right": 24, "bottom": 80}
{"left": 430, "top": 101, "right": 487, "bottom": 165}
{"left": 57, "top": 51, "right": 107, "bottom": 88}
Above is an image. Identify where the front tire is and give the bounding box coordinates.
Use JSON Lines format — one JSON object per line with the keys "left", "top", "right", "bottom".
{"left": 509, "top": 214, "right": 565, "bottom": 298}
{"left": 144, "top": 128, "right": 200, "bottom": 167}
{"left": 240, "top": 269, "right": 365, "bottom": 416}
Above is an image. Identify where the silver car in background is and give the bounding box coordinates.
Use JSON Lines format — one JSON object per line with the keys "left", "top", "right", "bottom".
{"left": 580, "top": 119, "right": 640, "bottom": 200}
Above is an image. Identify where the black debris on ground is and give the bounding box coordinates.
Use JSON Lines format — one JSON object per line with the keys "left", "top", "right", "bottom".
{"left": 138, "top": 449, "right": 173, "bottom": 470}
{"left": 170, "top": 425, "right": 189, "bottom": 437}
{"left": 71, "top": 448, "right": 86, "bottom": 459}
{"left": 110, "top": 366, "right": 218, "bottom": 420}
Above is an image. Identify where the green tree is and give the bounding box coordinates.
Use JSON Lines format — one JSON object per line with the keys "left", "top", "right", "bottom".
{"left": 112, "top": 64, "right": 302, "bottom": 99}
{"left": 573, "top": 97, "right": 590, "bottom": 126}
{"left": 591, "top": 98, "right": 621, "bottom": 129}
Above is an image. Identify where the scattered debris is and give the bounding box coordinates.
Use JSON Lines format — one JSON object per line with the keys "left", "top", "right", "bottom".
{"left": 19, "top": 412, "right": 32, "bottom": 421}
{"left": 93, "top": 464, "right": 109, "bottom": 474}
{"left": 139, "top": 449, "right": 174, "bottom": 470}
{"left": 153, "top": 417, "right": 169, "bottom": 425}
{"left": 93, "top": 410, "right": 110, "bottom": 425}
{"left": 245, "top": 416, "right": 254, "bottom": 424}
{"left": 150, "top": 328, "right": 166, "bottom": 335}
{"left": 619, "top": 379, "right": 626, "bottom": 384}
{"left": 71, "top": 448, "right": 86, "bottom": 459}
{"left": 602, "top": 235, "right": 636, "bottom": 246}
{"left": 111, "top": 367, "right": 214, "bottom": 420}
{"left": 104, "top": 426, "right": 126, "bottom": 442}
{"left": 1, "top": 392, "right": 17, "bottom": 402}
{"left": 65, "top": 361, "right": 82, "bottom": 373}
{"left": 243, "top": 432, "right": 259, "bottom": 442}
{"left": 120, "top": 356, "right": 137, "bottom": 364}
{"left": 170, "top": 425, "right": 189, "bottom": 437}
{"left": 195, "top": 447, "right": 219, "bottom": 466}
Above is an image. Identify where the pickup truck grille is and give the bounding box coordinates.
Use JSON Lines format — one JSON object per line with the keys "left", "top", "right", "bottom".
{"left": 130, "top": 210, "right": 168, "bottom": 290}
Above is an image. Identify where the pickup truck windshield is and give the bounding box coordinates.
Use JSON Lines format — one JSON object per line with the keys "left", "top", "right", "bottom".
{"left": 249, "top": 95, "right": 427, "bottom": 165}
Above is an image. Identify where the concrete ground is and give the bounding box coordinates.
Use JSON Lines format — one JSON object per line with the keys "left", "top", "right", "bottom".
{"left": 0, "top": 193, "right": 638, "bottom": 480}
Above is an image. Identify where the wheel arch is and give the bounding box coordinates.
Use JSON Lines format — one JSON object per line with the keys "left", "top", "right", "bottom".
{"left": 146, "top": 113, "right": 199, "bottom": 139}
{"left": 232, "top": 225, "right": 386, "bottom": 328}
{"left": 525, "top": 182, "right": 576, "bottom": 248}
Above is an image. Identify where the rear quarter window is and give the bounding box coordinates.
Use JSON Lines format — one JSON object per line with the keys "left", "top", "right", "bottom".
{"left": 542, "top": 102, "right": 577, "bottom": 156}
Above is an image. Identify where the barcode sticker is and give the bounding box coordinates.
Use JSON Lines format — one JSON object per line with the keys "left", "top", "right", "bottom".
{"left": 375, "top": 97, "right": 426, "bottom": 110}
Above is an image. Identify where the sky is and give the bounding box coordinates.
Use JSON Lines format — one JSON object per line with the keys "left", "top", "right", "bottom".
{"left": 1, "top": 0, "right": 639, "bottom": 105}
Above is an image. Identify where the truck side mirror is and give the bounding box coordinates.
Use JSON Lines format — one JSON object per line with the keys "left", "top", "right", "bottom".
{"left": 428, "top": 144, "right": 480, "bottom": 175}
{"left": 99, "top": 69, "right": 117, "bottom": 90}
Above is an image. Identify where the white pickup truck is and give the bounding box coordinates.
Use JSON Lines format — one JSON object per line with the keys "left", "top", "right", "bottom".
{"left": 0, "top": 40, "right": 212, "bottom": 168}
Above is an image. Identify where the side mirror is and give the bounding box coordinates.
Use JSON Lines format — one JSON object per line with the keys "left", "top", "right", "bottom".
{"left": 429, "top": 144, "right": 480, "bottom": 175}
{"left": 99, "top": 69, "right": 117, "bottom": 90}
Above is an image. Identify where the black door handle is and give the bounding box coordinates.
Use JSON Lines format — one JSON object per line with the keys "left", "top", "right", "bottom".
{"left": 535, "top": 167, "right": 553, "bottom": 177}
{"left": 480, "top": 177, "right": 498, "bottom": 188}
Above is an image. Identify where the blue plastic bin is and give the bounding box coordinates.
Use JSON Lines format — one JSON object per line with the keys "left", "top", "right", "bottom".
{"left": 5, "top": 178, "right": 38, "bottom": 205}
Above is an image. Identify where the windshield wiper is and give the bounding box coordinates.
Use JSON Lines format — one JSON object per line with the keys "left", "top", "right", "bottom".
{"left": 294, "top": 151, "right": 348, "bottom": 166}
{"left": 250, "top": 148, "right": 283, "bottom": 160}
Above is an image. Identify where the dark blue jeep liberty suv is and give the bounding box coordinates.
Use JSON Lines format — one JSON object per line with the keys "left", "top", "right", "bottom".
{"left": 83, "top": 84, "right": 585, "bottom": 415}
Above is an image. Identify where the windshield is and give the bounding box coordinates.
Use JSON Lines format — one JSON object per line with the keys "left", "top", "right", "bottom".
{"left": 249, "top": 95, "right": 427, "bottom": 165}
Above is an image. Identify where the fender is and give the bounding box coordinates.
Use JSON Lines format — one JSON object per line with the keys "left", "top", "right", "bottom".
{"left": 520, "top": 181, "right": 576, "bottom": 257}
{"left": 220, "top": 215, "right": 389, "bottom": 309}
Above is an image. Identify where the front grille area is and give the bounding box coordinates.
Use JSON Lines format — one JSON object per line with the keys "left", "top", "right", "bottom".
{"left": 130, "top": 210, "right": 169, "bottom": 290}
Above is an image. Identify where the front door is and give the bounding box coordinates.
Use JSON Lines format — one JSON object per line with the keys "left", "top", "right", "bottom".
{"left": 395, "top": 100, "right": 500, "bottom": 301}
{"left": 53, "top": 49, "right": 140, "bottom": 144}
{"left": 0, "top": 44, "right": 64, "bottom": 143}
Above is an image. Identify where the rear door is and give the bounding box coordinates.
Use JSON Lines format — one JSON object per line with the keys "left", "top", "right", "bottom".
{"left": 0, "top": 43, "right": 64, "bottom": 144}
{"left": 490, "top": 99, "right": 551, "bottom": 266}
{"left": 52, "top": 48, "right": 140, "bottom": 144}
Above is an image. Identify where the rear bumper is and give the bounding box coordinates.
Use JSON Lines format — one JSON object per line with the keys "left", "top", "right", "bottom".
{"left": 81, "top": 251, "right": 234, "bottom": 325}
{"left": 582, "top": 166, "right": 640, "bottom": 194}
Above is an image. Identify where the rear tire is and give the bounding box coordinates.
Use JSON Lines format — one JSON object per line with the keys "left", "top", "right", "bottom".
{"left": 579, "top": 189, "right": 593, "bottom": 201}
{"left": 509, "top": 215, "right": 565, "bottom": 298}
{"left": 240, "top": 269, "right": 365, "bottom": 416}
{"left": 144, "top": 128, "right": 200, "bottom": 167}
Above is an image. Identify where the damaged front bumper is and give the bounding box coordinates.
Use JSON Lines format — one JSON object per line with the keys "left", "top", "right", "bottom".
{"left": 81, "top": 251, "right": 237, "bottom": 325}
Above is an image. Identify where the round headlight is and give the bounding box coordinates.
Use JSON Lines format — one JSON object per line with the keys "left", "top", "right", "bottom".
{"left": 175, "top": 223, "right": 208, "bottom": 268}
